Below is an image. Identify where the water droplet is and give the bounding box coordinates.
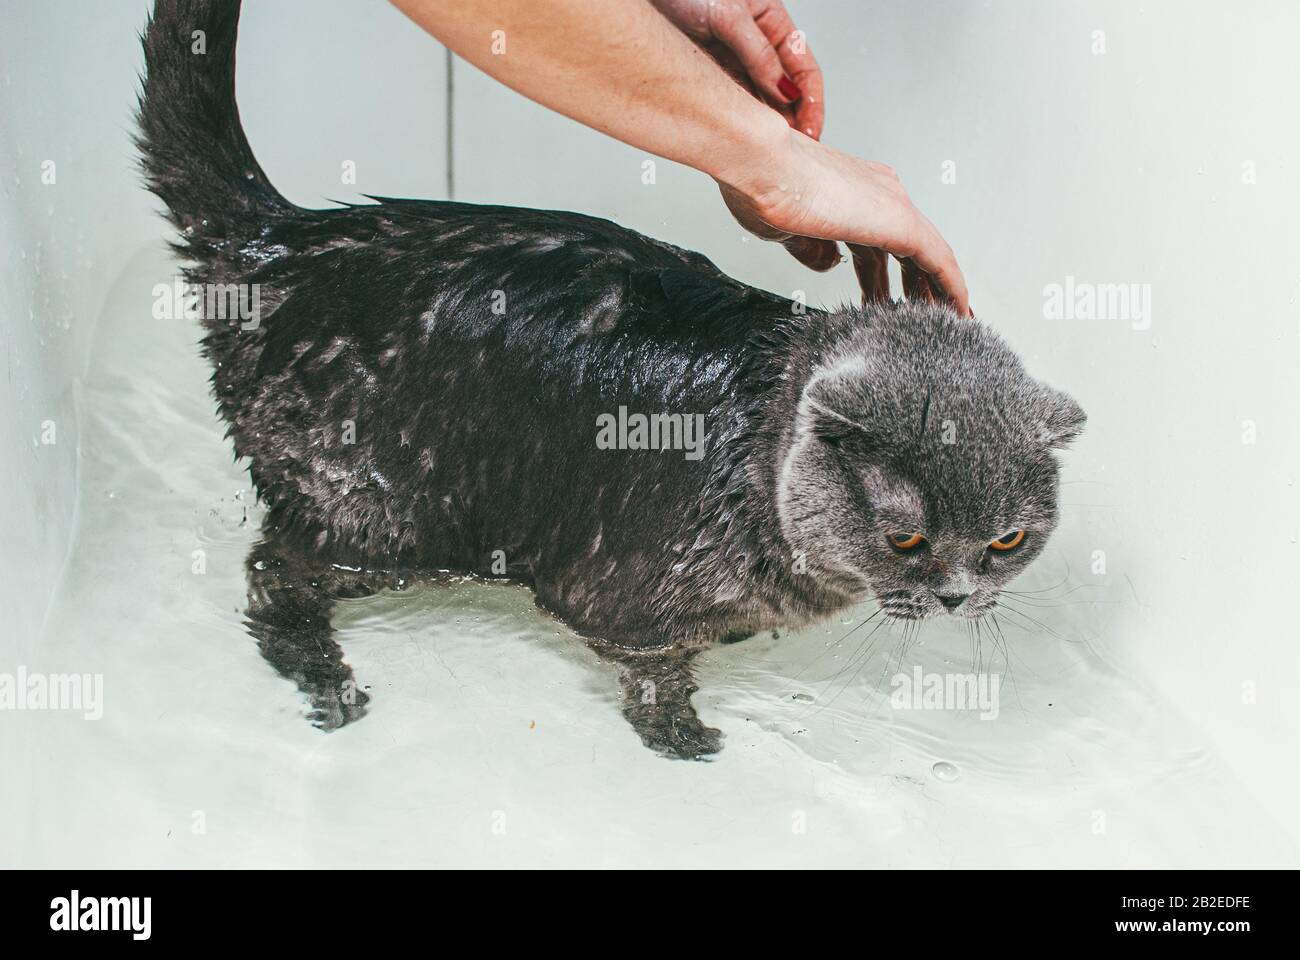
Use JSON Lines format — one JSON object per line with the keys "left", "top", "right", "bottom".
{"left": 931, "top": 760, "right": 960, "bottom": 782}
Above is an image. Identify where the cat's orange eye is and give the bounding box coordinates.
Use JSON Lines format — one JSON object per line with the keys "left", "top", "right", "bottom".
{"left": 989, "top": 530, "right": 1025, "bottom": 551}
{"left": 888, "top": 533, "right": 926, "bottom": 551}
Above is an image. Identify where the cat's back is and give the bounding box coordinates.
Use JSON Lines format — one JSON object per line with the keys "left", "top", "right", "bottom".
{"left": 211, "top": 197, "right": 788, "bottom": 419}
{"left": 217, "top": 198, "right": 735, "bottom": 377}
{"left": 209, "top": 198, "right": 788, "bottom": 560}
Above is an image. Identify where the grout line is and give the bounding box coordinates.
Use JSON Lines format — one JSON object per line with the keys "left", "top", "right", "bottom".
{"left": 445, "top": 47, "right": 455, "bottom": 200}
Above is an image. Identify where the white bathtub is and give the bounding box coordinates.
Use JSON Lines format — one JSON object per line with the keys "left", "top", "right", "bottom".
{"left": 2, "top": 0, "right": 1297, "bottom": 868}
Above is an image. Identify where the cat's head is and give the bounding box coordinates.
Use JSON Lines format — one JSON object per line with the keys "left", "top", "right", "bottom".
{"left": 776, "top": 301, "right": 1085, "bottom": 620}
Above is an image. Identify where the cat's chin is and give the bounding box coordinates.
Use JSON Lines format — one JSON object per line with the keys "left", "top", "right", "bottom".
{"left": 882, "top": 608, "right": 985, "bottom": 622}
{"left": 873, "top": 591, "right": 1000, "bottom": 622}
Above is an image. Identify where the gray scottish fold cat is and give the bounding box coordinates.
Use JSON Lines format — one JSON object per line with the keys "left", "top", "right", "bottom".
{"left": 138, "top": 0, "right": 1084, "bottom": 759}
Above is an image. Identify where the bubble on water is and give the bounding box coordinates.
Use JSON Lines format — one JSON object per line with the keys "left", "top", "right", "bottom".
{"left": 931, "top": 761, "right": 960, "bottom": 782}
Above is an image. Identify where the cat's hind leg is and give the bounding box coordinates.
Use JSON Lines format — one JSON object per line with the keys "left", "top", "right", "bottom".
{"left": 243, "top": 535, "right": 382, "bottom": 730}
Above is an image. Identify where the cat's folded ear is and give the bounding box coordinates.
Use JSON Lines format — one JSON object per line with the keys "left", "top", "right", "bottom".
{"left": 805, "top": 396, "right": 875, "bottom": 451}
{"left": 1038, "top": 387, "right": 1086, "bottom": 449}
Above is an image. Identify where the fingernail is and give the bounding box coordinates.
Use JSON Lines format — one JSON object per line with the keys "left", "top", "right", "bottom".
{"left": 777, "top": 75, "right": 801, "bottom": 102}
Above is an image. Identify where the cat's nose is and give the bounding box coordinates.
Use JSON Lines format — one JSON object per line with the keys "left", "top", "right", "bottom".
{"left": 936, "top": 592, "right": 970, "bottom": 611}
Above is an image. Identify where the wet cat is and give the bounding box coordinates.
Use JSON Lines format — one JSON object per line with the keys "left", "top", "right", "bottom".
{"left": 137, "top": 0, "right": 1084, "bottom": 758}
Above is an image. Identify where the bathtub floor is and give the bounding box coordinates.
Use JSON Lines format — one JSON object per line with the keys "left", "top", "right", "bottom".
{"left": 9, "top": 244, "right": 1296, "bottom": 868}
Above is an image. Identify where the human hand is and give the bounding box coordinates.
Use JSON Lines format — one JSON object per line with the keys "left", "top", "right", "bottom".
{"left": 651, "top": 1, "right": 967, "bottom": 314}
{"left": 719, "top": 127, "right": 971, "bottom": 316}
{"left": 397, "top": 0, "right": 966, "bottom": 312}
{"left": 649, "top": 0, "right": 823, "bottom": 139}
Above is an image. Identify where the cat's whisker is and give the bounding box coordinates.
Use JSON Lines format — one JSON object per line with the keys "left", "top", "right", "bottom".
{"left": 994, "top": 607, "right": 1033, "bottom": 634}
{"left": 789, "top": 605, "right": 884, "bottom": 680}
{"left": 1001, "top": 571, "right": 1077, "bottom": 595}
{"left": 989, "top": 612, "right": 1039, "bottom": 680}
{"left": 811, "top": 616, "right": 896, "bottom": 717}
{"left": 992, "top": 600, "right": 1070, "bottom": 644}
{"left": 998, "top": 594, "right": 1120, "bottom": 609}
{"left": 874, "top": 620, "right": 914, "bottom": 695}
{"left": 808, "top": 606, "right": 894, "bottom": 700}
{"left": 986, "top": 614, "right": 1029, "bottom": 715}
{"left": 1004, "top": 581, "right": 1113, "bottom": 599}
{"left": 890, "top": 620, "right": 918, "bottom": 677}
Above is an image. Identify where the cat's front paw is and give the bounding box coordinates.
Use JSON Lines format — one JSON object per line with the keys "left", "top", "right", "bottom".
{"left": 655, "top": 714, "right": 724, "bottom": 761}
{"left": 306, "top": 685, "right": 370, "bottom": 731}
{"left": 623, "top": 699, "right": 724, "bottom": 760}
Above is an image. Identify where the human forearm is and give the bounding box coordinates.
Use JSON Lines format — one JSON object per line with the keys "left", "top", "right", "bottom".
{"left": 390, "top": 0, "right": 789, "bottom": 192}
{"left": 392, "top": 0, "right": 969, "bottom": 314}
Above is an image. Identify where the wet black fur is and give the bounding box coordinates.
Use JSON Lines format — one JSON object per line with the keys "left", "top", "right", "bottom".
{"left": 137, "top": 0, "right": 826, "bottom": 758}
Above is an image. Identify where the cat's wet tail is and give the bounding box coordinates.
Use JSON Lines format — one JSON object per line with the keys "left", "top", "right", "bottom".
{"left": 136, "top": 0, "right": 289, "bottom": 261}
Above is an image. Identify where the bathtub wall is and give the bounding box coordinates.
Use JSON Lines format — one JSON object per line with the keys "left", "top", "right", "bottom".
{"left": 0, "top": 1, "right": 157, "bottom": 660}
{"left": 0, "top": 0, "right": 446, "bottom": 655}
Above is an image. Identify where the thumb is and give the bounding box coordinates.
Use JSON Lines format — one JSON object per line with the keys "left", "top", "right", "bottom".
{"left": 781, "top": 235, "right": 840, "bottom": 272}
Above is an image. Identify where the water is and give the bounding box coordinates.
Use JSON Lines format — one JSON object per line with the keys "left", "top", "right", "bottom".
{"left": 13, "top": 244, "right": 1296, "bottom": 867}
